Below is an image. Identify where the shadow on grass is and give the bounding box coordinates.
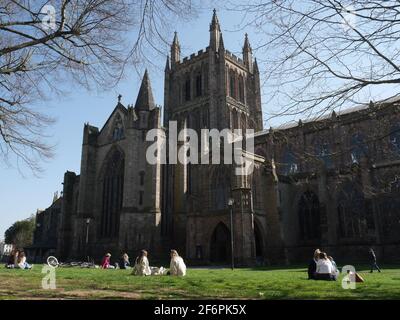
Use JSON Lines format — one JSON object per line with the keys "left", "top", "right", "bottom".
{"left": 247, "top": 264, "right": 400, "bottom": 272}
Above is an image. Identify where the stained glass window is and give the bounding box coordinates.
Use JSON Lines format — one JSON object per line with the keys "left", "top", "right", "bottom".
{"left": 100, "top": 149, "right": 124, "bottom": 238}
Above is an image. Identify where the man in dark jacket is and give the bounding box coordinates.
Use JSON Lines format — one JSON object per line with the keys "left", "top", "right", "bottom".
{"left": 308, "top": 259, "right": 317, "bottom": 279}
{"left": 369, "top": 248, "right": 381, "bottom": 273}
{"left": 308, "top": 249, "right": 321, "bottom": 279}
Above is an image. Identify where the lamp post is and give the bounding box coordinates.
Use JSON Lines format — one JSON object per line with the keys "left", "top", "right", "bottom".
{"left": 228, "top": 198, "right": 235, "bottom": 270}
{"left": 85, "top": 218, "right": 90, "bottom": 262}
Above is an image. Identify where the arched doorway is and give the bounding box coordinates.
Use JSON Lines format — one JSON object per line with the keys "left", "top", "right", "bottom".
{"left": 210, "top": 223, "right": 231, "bottom": 263}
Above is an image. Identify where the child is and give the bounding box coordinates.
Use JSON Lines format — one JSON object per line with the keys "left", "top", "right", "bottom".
{"left": 101, "top": 253, "right": 115, "bottom": 269}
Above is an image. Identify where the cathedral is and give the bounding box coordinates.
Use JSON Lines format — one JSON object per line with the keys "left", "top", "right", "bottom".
{"left": 29, "top": 11, "right": 400, "bottom": 265}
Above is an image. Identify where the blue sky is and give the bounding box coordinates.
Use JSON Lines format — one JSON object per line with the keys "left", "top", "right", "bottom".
{"left": 0, "top": 4, "right": 265, "bottom": 238}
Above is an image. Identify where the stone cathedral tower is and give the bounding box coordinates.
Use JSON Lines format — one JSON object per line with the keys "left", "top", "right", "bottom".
{"left": 162, "top": 10, "right": 263, "bottom": 265}
{"left": 30, "top": 10, "right": 400, "bottom": 267}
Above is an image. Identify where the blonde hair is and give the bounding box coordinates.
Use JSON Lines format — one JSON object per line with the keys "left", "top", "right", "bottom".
{"left": 170, "top": 249, "right": 179, "bottom": 257}
{"left": 313, "top": 249, "right": 321, "bottom": 260}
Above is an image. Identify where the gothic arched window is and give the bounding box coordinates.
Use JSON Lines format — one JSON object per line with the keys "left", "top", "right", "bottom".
{"left": 240, "top": 113, "right": 247, "bottom": 131}
{"left": 337, "top": 183, "right": 373, "bottom": 238}
{"left": 238, "top": 75, "right": 245, "bottom": 103}
{"left": 229, "top": 71, "right": 236, "bottom": 99}
{"left": 315, "top": 142, "right": 333, "bottom": 168}
{"left": 298, "top": 191, "right": 321, "bottom": 240}
{"left": 232, "top": 109, "right": 239, "bottom": 130}
{"left": 252, "top": 166, "right": 264, "bottom": 210}
{"left": 350, "top": 133, "right": 368, "bottom": 164}
{"left": 210, "top": 167, "right": 231, "bottom": 210}
{"left": 280, "top": 148, "right": 298, "bottom": 175}
{"left": 389, "top": 123, "right": 400, "bottom": 154}
{"left": 202, "top": 107, "right": 209, "bottom": 128}
{"left": 185, "top": 76, "right": 191, "bottom": 101}
{"left": 195, "top": 73, "right": 202, "bottom": 97}
{"left": 112, "top": 114, "right": 124, "bottom": 141}
{"left": 378, "top": 174, "right": 400, "bottom": 241}
{"left": 100, "top": 149, "right": 125, "bottom": 238}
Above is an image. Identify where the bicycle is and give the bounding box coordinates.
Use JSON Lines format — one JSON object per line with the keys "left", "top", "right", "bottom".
{"left": 46, "top": 256, "right": 97, "bottom": 268}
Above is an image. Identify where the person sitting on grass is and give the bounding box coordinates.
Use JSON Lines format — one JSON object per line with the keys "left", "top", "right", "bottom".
{"left": 101, "top": 253, "right": 115, "bottom": 269}
{"left": 315, "top": 252, "right": 336, "bottom": 281}
{"left": 132, "top": 250, "right": 151, "bottom": 276}
{"left": 16, "top": 251, "right": 32, "bottom": 269}
{"left": 5, "top": 249, "right": 18, "bottom": 269}
{"left": 307, "top": 248, "right": 321, "bottom": 280}
{"left": 169, "top": 250, "right": 186, "bottom": 276}
{"left": 328, "top": 256, "right": 339, "bottom": 279}
{"left": 119, "top": 253, "right": 131, "bottom": 269}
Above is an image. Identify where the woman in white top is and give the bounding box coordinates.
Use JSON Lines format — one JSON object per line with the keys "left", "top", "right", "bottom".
{"left": 132, "top": 250, "right": 151, "bottom": 276}
{"left": 315, "top": 252, "right": 336, "bottom": 281}
{"left": 328, "top": 255, "right": 339, "bottom": 279}
{"left": 169, "top": 250, "right": 186, "bottom": 276}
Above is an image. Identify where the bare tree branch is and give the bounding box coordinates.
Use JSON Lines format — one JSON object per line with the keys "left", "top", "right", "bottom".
{"left": 0, "top": 0, "right": 196, "bottom": 174}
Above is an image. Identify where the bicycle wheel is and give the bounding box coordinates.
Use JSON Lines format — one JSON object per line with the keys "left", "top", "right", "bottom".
{"left": 47, "top": 256, "right": 59, "bottom": 268}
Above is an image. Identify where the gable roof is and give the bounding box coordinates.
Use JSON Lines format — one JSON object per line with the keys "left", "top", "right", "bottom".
{"left": 99, "top": 102, "right": 128, "bottom": 134}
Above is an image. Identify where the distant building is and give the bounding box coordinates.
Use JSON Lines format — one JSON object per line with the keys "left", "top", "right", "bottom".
{"left": 25, "top": 195, "right": 62, "bottom": 262}
{"left": 0, "top": 242, "right": 14, "bottom": 256}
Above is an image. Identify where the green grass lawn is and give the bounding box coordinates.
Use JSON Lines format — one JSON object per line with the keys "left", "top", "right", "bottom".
{"left": 0, "top": 265, "right": 399, "bottom": 300}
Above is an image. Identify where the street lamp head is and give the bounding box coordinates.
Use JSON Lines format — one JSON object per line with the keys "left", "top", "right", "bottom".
{"left": 86, "top": 218, "right": 91, "bottom": 224}
{"left": 228, "top": 198, "right": 234, "bottom": 206}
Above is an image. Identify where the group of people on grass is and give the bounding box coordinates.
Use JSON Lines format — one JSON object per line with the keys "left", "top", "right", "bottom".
{"left": 101, "top": 249, "right": 186, "bottom": 276}
{"left": 308, "top": 249, "right": 339, "bottom": 281}
{"left": 308, "top": 247, "right": 381, "bottom": 281}
{"left": 4, "top": 249, "right": 32, "bottom": 270}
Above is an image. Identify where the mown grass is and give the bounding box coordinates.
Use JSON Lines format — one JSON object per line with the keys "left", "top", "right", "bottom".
{"left": 0, "top": 265, "right": 399, "bottom": 300}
